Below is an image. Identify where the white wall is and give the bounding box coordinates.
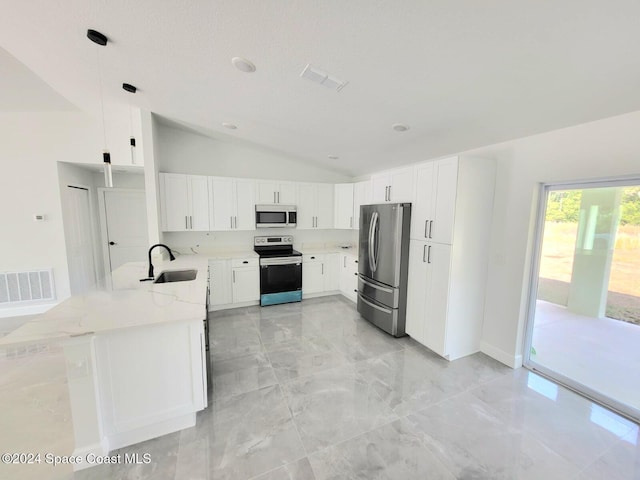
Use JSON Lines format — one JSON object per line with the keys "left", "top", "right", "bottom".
{"left": 0, "top": 112, "right": 97, "bottom": 307}
{"left": 469, "top": 110, "right": 640, "bottom": 367}
{"left": 155, "top": 122, "right": 351, "bottom": 183}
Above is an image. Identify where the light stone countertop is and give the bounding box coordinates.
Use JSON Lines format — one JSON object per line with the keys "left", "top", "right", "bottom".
{"left": 0, "top": 255, "right": 210, "bottom": 347}
{"left": 298, "top": 247, "right": 359, "bottom": 257}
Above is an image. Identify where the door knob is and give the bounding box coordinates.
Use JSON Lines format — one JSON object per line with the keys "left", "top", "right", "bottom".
{"left": 109, "top": 241, "right": 117, "bottom": 245}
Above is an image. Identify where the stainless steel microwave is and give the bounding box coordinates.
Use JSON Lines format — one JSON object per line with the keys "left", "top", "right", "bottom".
{"left": 255, "top": 205, "right": 297, "bottom": 228}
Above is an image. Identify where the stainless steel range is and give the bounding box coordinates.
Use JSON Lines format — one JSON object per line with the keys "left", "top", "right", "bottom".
{"left": 254, "top": 236, "right": 302, "bottom": 306}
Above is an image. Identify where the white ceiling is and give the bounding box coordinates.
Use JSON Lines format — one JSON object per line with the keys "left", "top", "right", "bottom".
{"left": 1, "top": 1, "right": 639, "bottom": 175}
{"left": 0, "top": 47, "right": 74, "bottom": 111}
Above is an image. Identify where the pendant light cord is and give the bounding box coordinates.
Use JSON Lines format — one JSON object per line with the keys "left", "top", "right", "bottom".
{"left": 96, "top": 48, "right": 107, "bottom": 149}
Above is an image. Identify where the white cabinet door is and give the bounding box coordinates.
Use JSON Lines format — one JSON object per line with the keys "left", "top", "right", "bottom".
{"left": 232, "top": 266, "right": 259, "bottom": 303}
{"left": 278, "top": 182, "right": 297, "bottom": 204}
{"left": 405, "top": 241, "right": 428, "bottom": 343}
{"left": 431, "top": 158, "right": 458, "bottom": 245}
{"left": 234, "top": 179, "right": 256, "bottom": 230}
{"left": 297, "top": 184, "right": 316, "bottom": 230}
{"left": 315, "top": 184, "right": 334, "bottom": 229}
{"left": 209, "top": 260, "right": 231, "bottom": 307}
{"left": 339, "top": 254, "right": 358, "bottom": 302}
{"left": 160, "top": 173, "right": 189, "bottom": 231}
{"left": 423, "top": 243, "right": 451, "bottom": 357}
{"left": 371, "top": 174, "right": 390, "bottom": 203}
{"left": 209, "top": 177, "right": 234, "bottom": 231}
{"left": 334, "top": 184, "right": 354, "bottom": 229}
{"left": 256, "top": 182, "right": 278, "bottom": 204}
{"left": 353, "top": 180, "right": 371, "bottom": 229}
{"left": 410, "top": 163, "right": 436, "bottom": 240}
{"left": 323, "top": 254, "right": 340, "bottom": 291}
{"left": 388, "top": 167, "right": 415, "bottom": 203}
{"left": 302, "top": 256, "right": 324, "bottom": 294}
{"left": 188, "top": 175, "right": 210, "bottom": 231}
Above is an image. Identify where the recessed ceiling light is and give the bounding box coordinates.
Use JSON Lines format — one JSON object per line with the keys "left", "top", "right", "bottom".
{"left": 231, "top": 57, "right": 256, "bottom": 73}
{"left": 328, "top": 155, "right": 339, "bottom": 160}
{"left": 222, "top": 122, "right": 237, "bottom": 129}
{"left": 392, "top": 123, "right": 410, "bottom": 132}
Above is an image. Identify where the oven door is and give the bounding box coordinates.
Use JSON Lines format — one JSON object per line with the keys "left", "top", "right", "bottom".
{"left": 260, "top": 258, "right": 302, "bottom": 294}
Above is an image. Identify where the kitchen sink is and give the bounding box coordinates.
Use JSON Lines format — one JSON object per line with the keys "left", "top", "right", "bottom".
{"left": 153, "top": 269, "right": 197, "bottom": 283}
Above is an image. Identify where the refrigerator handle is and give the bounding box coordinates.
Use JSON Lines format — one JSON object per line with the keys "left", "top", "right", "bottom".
{"left": 368, "top": 211, "right": 378, "bottom": 272}
{"left": 372, "top": 211, "right": 380, "bottom": 271}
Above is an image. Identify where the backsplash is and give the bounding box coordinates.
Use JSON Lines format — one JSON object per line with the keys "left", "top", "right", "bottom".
{"left": 164, "top": 229, "right": 358, "bottom": 255}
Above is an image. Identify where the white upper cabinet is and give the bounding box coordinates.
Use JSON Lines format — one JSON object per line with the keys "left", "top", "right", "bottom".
{"left": 209, "top": 177, "right": 255, "bottom": 231}
{"left": 410, "top": 157, "right": 458, "bottom": 244}
{"left": 297, "top": 183, "right": 334, "bottom": 229}
{"left": 334, "top": 183, "right": 355, "bottom": 229}
{"left": 160, "top": 173, "right": 210, "bottom": 231}
{"left": 256, "top": 181, "right": 297, "bottom": 205}
{"left": 353, "top": 180, "right": 372, "bottom": 229}
{"left": 371, "top": 167, "right": 415, "bottom": 203}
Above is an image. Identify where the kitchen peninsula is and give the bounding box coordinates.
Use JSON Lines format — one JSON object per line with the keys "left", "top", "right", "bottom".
{"left": 0, "top": 255, "right": 209, "bottom": 471}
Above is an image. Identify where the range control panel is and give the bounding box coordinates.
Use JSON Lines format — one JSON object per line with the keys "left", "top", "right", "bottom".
{"left": 254, "top": 236, "right": 293, "bottom": 246}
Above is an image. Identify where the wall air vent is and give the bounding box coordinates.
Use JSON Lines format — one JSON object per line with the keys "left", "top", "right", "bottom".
{"left": 0, "top": 269, "right": 55, "bottom": 305}
{"left": 300, "top": 64, "right": 348, "bottom": 92}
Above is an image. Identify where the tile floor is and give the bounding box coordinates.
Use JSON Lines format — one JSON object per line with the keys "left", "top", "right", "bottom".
{"left": 1, "top": 295, "right": 640, "bottom": 479}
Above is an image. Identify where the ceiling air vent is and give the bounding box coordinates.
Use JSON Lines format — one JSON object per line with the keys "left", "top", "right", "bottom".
{"left": 300, "top": 64, "right": 348, "bottom": 92}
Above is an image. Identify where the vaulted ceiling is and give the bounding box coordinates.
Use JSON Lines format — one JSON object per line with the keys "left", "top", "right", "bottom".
{"left": 2, "top": 1, "right": 639, "bottom": 175}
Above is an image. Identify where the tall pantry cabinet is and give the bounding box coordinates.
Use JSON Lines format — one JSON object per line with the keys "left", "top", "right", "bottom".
{"left": 405, "top": 156, "right": 496, "bottom": 360}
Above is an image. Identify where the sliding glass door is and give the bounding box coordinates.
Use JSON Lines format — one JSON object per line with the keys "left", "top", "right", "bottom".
{"left": 524, "top": 179, "right": 640, "bottom": 420}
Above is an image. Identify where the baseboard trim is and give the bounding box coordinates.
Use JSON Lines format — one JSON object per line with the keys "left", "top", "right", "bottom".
{"left": 0, "top": 303, "right": 57, "bottom": 318}
{"left": 480, "top": 341, "right": 522, "bottom": 369}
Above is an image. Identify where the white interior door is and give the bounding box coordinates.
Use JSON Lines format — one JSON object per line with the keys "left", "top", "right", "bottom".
{"left": 66, "top": 186, "right": 97, "bottom": 295}
{"left": 104, "top": 190, "right": 149, "bottom": 272}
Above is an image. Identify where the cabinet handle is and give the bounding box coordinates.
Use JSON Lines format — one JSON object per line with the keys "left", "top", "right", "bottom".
{"left": 185, "top": 216, "right": 188, "bottom": 229}
{"left": 344, "top": 257, "right": 346, "bottom": 267}
{"left": 243, "top": 260, "right": 248, "bottom": 264}
{"left": 424, "top": 220, "right": 428, "bottom": 238}
{"left": 321, "top": 264, "right": 324, "bottom": 275}
{"left": 423, "top": 244, "right": 427, "bottom": 262}
{"left": 190, "top": 216, "right": 193, "bottom": 229}
{"left": 230, "top": 216, "right": 233, "bottom": 229}
{"left": 388, "top": 186, "right": 391, "bottom": 201}
{"left": 277, "top": 191, "right": 280, "bottom": 203}
{"left": 429, "top": 220, "right": 433, "bottom": 239}
{"left": 428, "top": 245, "right": 432, "bottom": 264}
{"left": 310, "top": 256, "right": 315, "bottom": 259}
{"left": 384, "top": 186, "right": 388, "bottom": 201}
{"left": 234, "top": 216, "right": 237, "bottom": 229}
{"left": 274, "top": 192, "right": 276, "bottom": 203}
{"left": 233, "top": 271, "right": 236, "bottom": 283}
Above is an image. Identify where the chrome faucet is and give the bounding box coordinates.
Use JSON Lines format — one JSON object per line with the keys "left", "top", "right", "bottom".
{"left": 140, "top": 244, "right": 176, "bottom": 281}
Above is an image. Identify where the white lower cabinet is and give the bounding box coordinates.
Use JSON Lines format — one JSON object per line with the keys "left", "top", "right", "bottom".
{"left": 302, "top": 254, "right": 340, "bottom": 296}
{"left": 405, "top": 241, "right": 451, "bottom": 357}
{"left": 209, "top": 258, "right": 259, "bottom": 309}
{"left": 231, "top": 258, "right": 259, "bottom": 303}
{"left": 209, "top": 260, "right": 231, "bottom": 306}
{"left": 339, "top": 253, "right": 358, "bottom": 302}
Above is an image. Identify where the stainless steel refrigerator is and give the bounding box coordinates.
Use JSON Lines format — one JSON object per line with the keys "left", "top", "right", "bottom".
{"left": 358, "top": 203, "right": 411, "bottom": 337}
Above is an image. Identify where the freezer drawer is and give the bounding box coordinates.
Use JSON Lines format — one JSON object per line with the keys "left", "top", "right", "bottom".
{"left": 357, "top": 293, "right": 405, "bottom": 337}
{"left": 357, "top": 274, "right": 399, "bottom": 308}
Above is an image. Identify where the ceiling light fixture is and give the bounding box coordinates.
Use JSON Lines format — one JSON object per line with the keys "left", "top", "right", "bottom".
{"left": 87, "top": 28, "right": 112, "bottom": 187}
{"left": 222, "top": 122, "right": 238, "bottom": 130}
{"left": 123, "top": 83, "right": 138, "bottom": 165}
{"left": 392, "top": 123, "right": 410, "bottom": 132}
{"left": 231, "top": 57, "right": 256, "bottom": 73}
{"left": 300, "top": 64, "right": 348, "bottom": 92}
